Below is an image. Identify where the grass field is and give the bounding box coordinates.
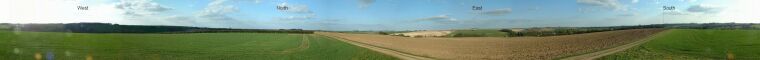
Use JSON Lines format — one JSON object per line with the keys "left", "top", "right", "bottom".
{"left": 0, "top": 31, "right": 397, "bottom": 60}
{"left": 600, "top": 29, "right": 760, "bottom": 60}
{"left": 449, "top": 29, "right": 508, "bottom": 37}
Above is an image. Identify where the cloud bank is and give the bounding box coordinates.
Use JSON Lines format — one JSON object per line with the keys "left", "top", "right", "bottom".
{"left": 686, "top": 4, "right": 722, "bottom": 13}
{"left": 196, "top": 0, "right": 239, "bottom": 20}
{"left": 577, "top": 0, "right": 626, "bottom": 11}
{"left": 417, "top": 14, "right": 458, "bottom": 23}
{"left": 277, "top": 3, "right": 313, "bottom": 14}
{"left": 114, "top": 0, "right": 171, "bottom": 16}
{"left": 475, "top": 8, "right": 512, "bottom": 16}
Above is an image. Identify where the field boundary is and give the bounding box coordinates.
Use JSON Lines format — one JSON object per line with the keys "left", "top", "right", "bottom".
{"left": 317, "top": 32, "right": 435, "bottom": 60}
{"left": 560, "top": 30, "right": 665, "bottom": 60}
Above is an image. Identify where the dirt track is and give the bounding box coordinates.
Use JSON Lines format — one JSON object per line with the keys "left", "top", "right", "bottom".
{"left": 318, "top": 29, "right": 665, "bottom": 60}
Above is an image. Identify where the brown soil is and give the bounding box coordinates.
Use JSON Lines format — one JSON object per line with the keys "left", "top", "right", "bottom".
{"left": 317, "top": 29, "right": 665, "bottom": 60}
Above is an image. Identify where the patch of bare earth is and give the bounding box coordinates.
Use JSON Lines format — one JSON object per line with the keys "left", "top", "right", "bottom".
{"left": 317, "top": 29, "right": 665, "bottom": 60}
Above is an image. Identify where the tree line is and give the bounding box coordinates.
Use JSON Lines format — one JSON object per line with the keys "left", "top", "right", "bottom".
{"left": 4, "top": 23, "right": 313, "bottom": 34}
{"left": 498, "top": 24, "right": 665, "bottom": 37}
{"left": 499, "top": 23, "right": 759, "bottom": 37}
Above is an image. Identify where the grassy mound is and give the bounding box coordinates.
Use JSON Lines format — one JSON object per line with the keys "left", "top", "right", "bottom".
{"left": 601, "top": 29, "right": 760, "bottom": 60}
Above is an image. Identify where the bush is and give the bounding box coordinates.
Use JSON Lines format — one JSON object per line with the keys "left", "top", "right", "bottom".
{"left": 378, "top": 32, "right": 389, "bottom": 35}
{"left": 451, "top": 33, "right": 486, "bottom": 37}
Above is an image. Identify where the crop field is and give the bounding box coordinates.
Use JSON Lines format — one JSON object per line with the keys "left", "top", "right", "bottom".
{"left": 600, "top": 29, "right": 760, "bottom": 60}
{"left": 0, "top": 31, "right": 396, "bottom": 60}
{"left": 319, "top": 29, "right": 665, "bottom": 60}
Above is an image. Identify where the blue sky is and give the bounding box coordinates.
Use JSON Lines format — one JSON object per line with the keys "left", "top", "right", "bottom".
{"left": 1, "top": 0, "right": 759, "bottom": 31}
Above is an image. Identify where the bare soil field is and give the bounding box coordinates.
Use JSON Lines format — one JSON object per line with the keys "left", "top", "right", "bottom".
{"left": 317, "top": 29, "right": 665, "bottom": 60}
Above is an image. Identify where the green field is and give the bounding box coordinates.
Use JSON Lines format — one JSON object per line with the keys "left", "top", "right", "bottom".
{"left": 0, "top": 31, "right": 397, "bottom": 60}
{"left": 601, "top": 29, "right": 760, "bottom": 60}
{"left": 449, "top": 29, "right": 508, "bottom": 37}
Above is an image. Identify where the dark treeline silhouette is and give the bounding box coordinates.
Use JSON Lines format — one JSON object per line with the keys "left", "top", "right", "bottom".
{"left": 5, "top": 23, "right": 313, "bottom": 34}
{"left": 501, "top": 24, "right": 665, "bottom": 37}
{"left": 499, "top": 23, "right": 759, "bottom": 37}
{"left": 661, "top": 23, "right": 758, "bottom": 29}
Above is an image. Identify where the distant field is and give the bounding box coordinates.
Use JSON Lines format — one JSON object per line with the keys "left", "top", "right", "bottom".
{"left": 0, "top": 31, "right": 396, "bottom": 60}
{"left": 601, "top": 29, "right": 760, "bottom": 60}
{"left": 0, "top": 25, "right": 9, "bottom": 30}
{"left": 449, "top": 29, "right": 508, "bottom": 37}
{"left": 753, "top": 25, "right": 760, "bottom": 28}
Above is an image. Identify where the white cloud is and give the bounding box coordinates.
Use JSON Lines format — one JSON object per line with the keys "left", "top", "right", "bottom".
{"left": 577, "top": 0, "right": 626, "bottom": 11}
{"left": 274, "top": 2, "right": 318, "bottom": 21}
{"left": 1, "top": 0, "right": 124, "bottom": 23}
{"left": 475, "top": 8, "right": 512, "bottom": 16}
{"left": 658, "top": 4, "right": 722, "bottom": 16}
{"left": 686, "top": 4, "right": 722, "bottom": 13}
{"left": 113, "top": 0, "right": 171, "bottom": 16}
{"left": 196, "top": 0, "right": 239, "bottom": 20}
{"left": 277, "top": 3, "right": 313, "bottom": 14}
{"left": 715, "top": 0, "right": 760, "bottom": 23}
{"left": 417, "top": 14, "right": 457, "bottom": 22}
{"left": 111, "top": 0, "right": 244, "bottom": 27}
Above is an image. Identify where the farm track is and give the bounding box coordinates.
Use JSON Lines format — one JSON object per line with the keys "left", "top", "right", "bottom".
{"left": 318, "top": 32, "right": 435, "bottom": 60}
{"left": 319, "top": 29, "right": 665, "bottom": 60}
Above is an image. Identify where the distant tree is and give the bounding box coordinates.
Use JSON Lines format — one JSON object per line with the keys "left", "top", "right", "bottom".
{"left": 452, "top": 33, "right": 464, "bottom": 37}
{"left": 499, "top": 29, "right": 515, "bottom": 35}
{"left": 378, "top": 32, "right": 389, "bottom": 35}
{"left": 498, "top": 29, "right": 513, "bottom": 33}
{"left": 513, "top": 32, "right": 525, "bottom": 37}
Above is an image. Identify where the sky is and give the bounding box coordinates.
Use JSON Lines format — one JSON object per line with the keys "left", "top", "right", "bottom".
{"left": 1, "top": 0, "right": 759, "bottom": 31}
